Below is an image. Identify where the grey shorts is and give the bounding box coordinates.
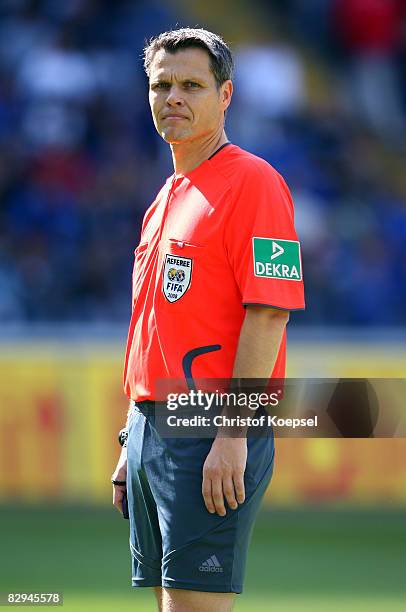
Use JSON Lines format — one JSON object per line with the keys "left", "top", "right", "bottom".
{"left": 127, "top": 400, "right": 274, "bottom": 594}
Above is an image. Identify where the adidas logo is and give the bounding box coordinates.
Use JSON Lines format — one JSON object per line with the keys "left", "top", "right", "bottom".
{"left": 198, "top": 554, "right": 223, "bottom": 573}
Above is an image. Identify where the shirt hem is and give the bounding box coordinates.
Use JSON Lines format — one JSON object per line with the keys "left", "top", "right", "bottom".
{"left": 243, "top": 301, "right": 305, "bottom": 311}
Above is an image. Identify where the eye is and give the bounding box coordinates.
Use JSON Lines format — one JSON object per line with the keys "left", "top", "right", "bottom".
{"left": 152, "top": 82, "right": 170, "bottom": 90}
{"left": 184, "top": 81, "right": 200, "bottom": 89}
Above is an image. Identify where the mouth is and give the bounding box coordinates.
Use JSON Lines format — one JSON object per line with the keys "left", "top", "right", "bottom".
{"left": 162, "top": 115, "right": 188, "bottom": 121}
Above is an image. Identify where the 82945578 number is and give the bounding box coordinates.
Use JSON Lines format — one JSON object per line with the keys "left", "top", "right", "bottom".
{"left": 0, "top": 592, "right": 62, "bottom": 606}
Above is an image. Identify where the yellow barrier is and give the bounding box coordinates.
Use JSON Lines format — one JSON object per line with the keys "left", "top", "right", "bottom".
{"left": 0, "top": 342, "right": 405, "bottom": 505}
{"left": 0, "top": 345, "right": 126, "bottom": 503}
{"left": 269, "top": 438, "right": 406, "bottom": 505}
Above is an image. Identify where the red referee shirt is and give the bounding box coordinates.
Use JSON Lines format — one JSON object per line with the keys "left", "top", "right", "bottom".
{"left": 123, "top": 144, "right": 305, "bottom": 401}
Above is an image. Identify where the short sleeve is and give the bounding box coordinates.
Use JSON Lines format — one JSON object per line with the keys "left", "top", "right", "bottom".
{"left": 224, "top": 160, "right": 305, "bottom": 310}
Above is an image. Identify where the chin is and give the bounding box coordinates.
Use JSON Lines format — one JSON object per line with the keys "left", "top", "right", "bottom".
{"left": 160, "top": 128, "right": 191, "bottom": 144}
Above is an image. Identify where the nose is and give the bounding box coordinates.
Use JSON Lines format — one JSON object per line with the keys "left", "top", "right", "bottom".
{"left": 166, "top": 85, "right": 184, "bottom": 106}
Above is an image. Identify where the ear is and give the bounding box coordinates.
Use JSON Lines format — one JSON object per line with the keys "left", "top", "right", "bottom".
{"left": 221, "top": 80, "right": 233, "bottom": 112}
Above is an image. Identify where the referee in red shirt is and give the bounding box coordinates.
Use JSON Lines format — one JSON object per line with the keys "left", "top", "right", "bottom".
{"left": 112, "top": 27, "right": 305, "bottom": 611}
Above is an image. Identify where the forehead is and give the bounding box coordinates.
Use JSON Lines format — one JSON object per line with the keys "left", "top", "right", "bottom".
{"left": 149, "top": 47, "right": 214, "bottom": 81}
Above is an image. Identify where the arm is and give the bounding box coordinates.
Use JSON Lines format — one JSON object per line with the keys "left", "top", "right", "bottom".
{"left": 202, "top": 306, "right": 289, "bottom": 516}
{"left": 231, "top": 306, "right": 289, "bottom": 378}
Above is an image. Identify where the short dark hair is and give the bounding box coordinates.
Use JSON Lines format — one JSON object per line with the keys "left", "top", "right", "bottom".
{"left": 143, "top": 27, "right": 234, "bottom": 89}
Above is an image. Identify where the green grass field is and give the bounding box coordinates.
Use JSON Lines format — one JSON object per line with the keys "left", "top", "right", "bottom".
{"left": 1, "top": 506, "right": 405, "bottom": 611}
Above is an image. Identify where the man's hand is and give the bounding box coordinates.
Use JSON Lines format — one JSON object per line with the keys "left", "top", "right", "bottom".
{"left": 202, "top": 438, "right": 247, "bottom": 516}
{"left": 201, "top": 307, "right": 288, "bottom": 517}
{"left": 112, "top": 446, "right": 127, "bottom": 515}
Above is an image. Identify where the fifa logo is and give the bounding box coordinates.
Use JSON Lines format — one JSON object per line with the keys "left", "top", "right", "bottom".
{"left": 163, "top": 254, "right": 192, "bottom": 303}
{"left": 167, "top": 268, "right": 186, "bottom": 282}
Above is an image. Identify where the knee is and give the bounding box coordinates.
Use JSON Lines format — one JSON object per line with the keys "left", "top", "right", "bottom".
{"left": 161, "top": 587, "right": 235, "bottom": 612}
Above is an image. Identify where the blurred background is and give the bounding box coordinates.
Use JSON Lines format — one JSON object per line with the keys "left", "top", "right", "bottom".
{"left": 0, "top": 0, "right": 405, "bottom": 610}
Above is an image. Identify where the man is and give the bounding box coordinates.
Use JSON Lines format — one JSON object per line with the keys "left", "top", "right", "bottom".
{"left": 112, "top": 28, "right": 305, "bottom": 612}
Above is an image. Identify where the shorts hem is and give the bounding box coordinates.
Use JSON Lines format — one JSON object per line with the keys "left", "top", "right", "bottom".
{"left": 132, "top": 579, "right": 161, "bottom": 588}
{"left": 161, "top": 579, "right": 242, "bottom": 594}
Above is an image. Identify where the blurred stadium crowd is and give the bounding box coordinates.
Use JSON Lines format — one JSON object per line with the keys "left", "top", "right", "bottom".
{"left": 0, "top": 0, "right": 405, "bottom": 325}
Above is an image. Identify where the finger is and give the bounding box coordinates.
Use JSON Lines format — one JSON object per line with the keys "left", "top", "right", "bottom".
{"left": 211, "top": 477, "right": 226, "bottom": 516}
{"left": 202, "top": 477, "right": 215, "bottom": 514}
{"left": 222, "top": 476, "right": 238, "bottom": 510}
{"left": 112, "top": 485, "right": 126, "bottom": 514}
{"left": 112, "top": 486, "right": 122, "bottom": 512}
{"left": 233, "top": 472, "right": 245, "bottom": 504}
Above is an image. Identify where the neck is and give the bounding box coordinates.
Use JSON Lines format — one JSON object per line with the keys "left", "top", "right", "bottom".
{"left": 170, "top": 129, "right": 229, "bottom": 176}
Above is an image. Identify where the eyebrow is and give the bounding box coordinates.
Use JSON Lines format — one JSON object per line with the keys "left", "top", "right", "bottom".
{"left": 150, "top": 75, "right": 208, "bottom": 85}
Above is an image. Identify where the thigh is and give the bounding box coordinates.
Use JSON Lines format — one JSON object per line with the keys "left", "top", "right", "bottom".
{"left": 127, "top": 407, "right": 162, "bottom": 587}
{"left": 142, "top": 429, "right": 275, "bottom": 594}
